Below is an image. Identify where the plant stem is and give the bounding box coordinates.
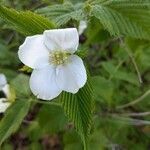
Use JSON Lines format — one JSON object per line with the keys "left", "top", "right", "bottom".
{"left": 30, "top": 99, "right": 61, "bottom": 107}
{"left": 120, "top": 38, "right": 143, "bottom": 84}
{"left": 117, "top": 89, "right": 150, "bottom": 109}
{"left": 121, "top": 111, "right": 150, "bottom": 117}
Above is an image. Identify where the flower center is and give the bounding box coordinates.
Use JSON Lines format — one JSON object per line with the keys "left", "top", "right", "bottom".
{"left": 49, "top": 51, "right": 70, "bottom": 65}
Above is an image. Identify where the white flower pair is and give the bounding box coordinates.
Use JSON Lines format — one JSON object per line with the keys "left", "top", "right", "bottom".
{"left": 18, "top": 28, "right": 87, "bottom": 100}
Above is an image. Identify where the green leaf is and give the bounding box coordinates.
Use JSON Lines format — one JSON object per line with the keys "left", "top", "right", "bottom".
{"left": 102, "top": 62, "right": 139, "bottom": 86}
{"left": 59, "top": 80, "right": 94, "bottom": 149}
{"left": 63, "top": 130, "right": 83, "bottom": 150}
{"left": 38, "top": 104, "right": 67, "bottom": 134}
{"left": 0, "top": 6, "right": 55, "bottom": 35}
{"left": 36, "top": 2, "right": 85, "bottom": 26}
{"left": 0, "top": 100, "right": 31, "bottom": 145}
{"left": 104, "top": 0, "right": 150, "bottom": 33}
{"left": 10, "top": 74, "right": 31, "bottom": 98}
{"left": 29, "top": 142, "right": 42, "bottom": 150}
{"left": 91, "top": 2, "right": 150, "bottom": 39}
{"left": 92, "top": 76, "right": 114, "bottom": 102}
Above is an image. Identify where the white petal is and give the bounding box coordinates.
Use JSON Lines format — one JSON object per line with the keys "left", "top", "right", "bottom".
{"left": 0, "top": 74, "right": 7, "bottom": 90}
{"left": 18, "top": 35, "right": 49, "bottom": 69}
{"left": 56, "top": 55, "right": 87, "bottom": 93}
{"left": 0, "top": 98, "right": 10, "bottom": 113}
{"left": 30, "top": 66, "right": 62, "bottom": 100}
{"left": 2, "top": 84, "right": 10, "bottom": 98}
{"left": 44, "top": 28, "right": 79, "bottom": 53}
{"left": 78, "top": 20, "right": 87, "bottom": 35}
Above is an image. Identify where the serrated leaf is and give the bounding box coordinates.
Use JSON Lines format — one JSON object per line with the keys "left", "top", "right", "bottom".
{"left": 103, "top": 0, "right": 150, "bottom": 33}
{"left": 0, "top": 100, "right": 31, "bottom": 145}
{"left": 59, "top": 80, "right": 94, "bottom": 149}
{"left": 0, "top": 6, "right": 55, "bottom": 35}
{"left": 91, "top": 2, "right": 150, "bottom": 39}
{"left": 36, "top": 3, "right": 85, "bottom": 26}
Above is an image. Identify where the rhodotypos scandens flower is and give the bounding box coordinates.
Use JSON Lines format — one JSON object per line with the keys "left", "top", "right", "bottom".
{"left": 18, "top": 28, "right": 87, "bottom": 100}
{"left": 0, "top": 74, "right": 11, "bottom": 113}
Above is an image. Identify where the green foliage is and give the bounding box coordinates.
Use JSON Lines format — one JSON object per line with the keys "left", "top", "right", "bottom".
{"left": 0, "top": 43, "right": 18, "bottom": 67}
{"left": 10, "top": 74, "right": 31, "bottom": 98}
{"left": 38, "top": 104, "right": 67, "bottom": 134}
{"left": 92, "top": 76, "right": 114, "bottom": 103}
{"left": 59, "top": 80, "right": 94, "bottom": 149}
{"left": 0, "top": 100, "right": 31, "bottom": 145}
{"left": 37, "top": 0, "right": 150, "bottom": 39}
{"left": 0, "top": 0, "right": 150, "bottom": 149}
{"left": 101, "top": 62, "right": 139, "bottom": 86}
{"left": 36, "top": 2, "right": 85, "bottom": 26}
{"left": 91, "top": 3, "right": 150, "bottom": 39}
{"left": 0, "top": 5, "right": 55, "bottom": 35}
{"left": 63, "top": 130, "right": 83, "bottom": 150}
{"left": 106, "top": 0, "right": 150, "bottom": 26}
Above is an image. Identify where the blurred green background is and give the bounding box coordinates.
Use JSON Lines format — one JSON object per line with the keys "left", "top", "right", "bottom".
{"left": 0, "top": 0, "right": 150, "bottom": 150}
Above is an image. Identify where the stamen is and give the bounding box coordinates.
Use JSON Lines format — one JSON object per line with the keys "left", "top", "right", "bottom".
{"left": 49, "top": 51, "right": 70, "bottom": 65}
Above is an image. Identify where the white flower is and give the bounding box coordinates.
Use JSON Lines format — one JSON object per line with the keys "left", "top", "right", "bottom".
{"left": 0, "top": 74, "right": 11, "bottom": 113}
{"left": 18, "top": 28, "right": 87, "bottom": 100}
{"left": 78, "top": 21, "right": 87, "bottom": 35}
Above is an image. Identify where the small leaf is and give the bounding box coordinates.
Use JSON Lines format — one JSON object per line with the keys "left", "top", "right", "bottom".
{"left": 0, "top": 6, "right": 56, "bottom": 35}
{"left": 59, "top": 80, "right": 94, "bottom": 149}
{"left": 0, "top": 100, "right": 31, "bottom": 145}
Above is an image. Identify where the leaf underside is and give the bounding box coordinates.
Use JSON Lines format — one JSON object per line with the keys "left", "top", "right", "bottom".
{"left": 59, "top": 81, "right": 94, "bottom": 149}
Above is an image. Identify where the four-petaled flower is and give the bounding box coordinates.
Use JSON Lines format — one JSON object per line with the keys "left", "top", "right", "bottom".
{"left": 18, "top": 28, "right": 87, "bottom": 100}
